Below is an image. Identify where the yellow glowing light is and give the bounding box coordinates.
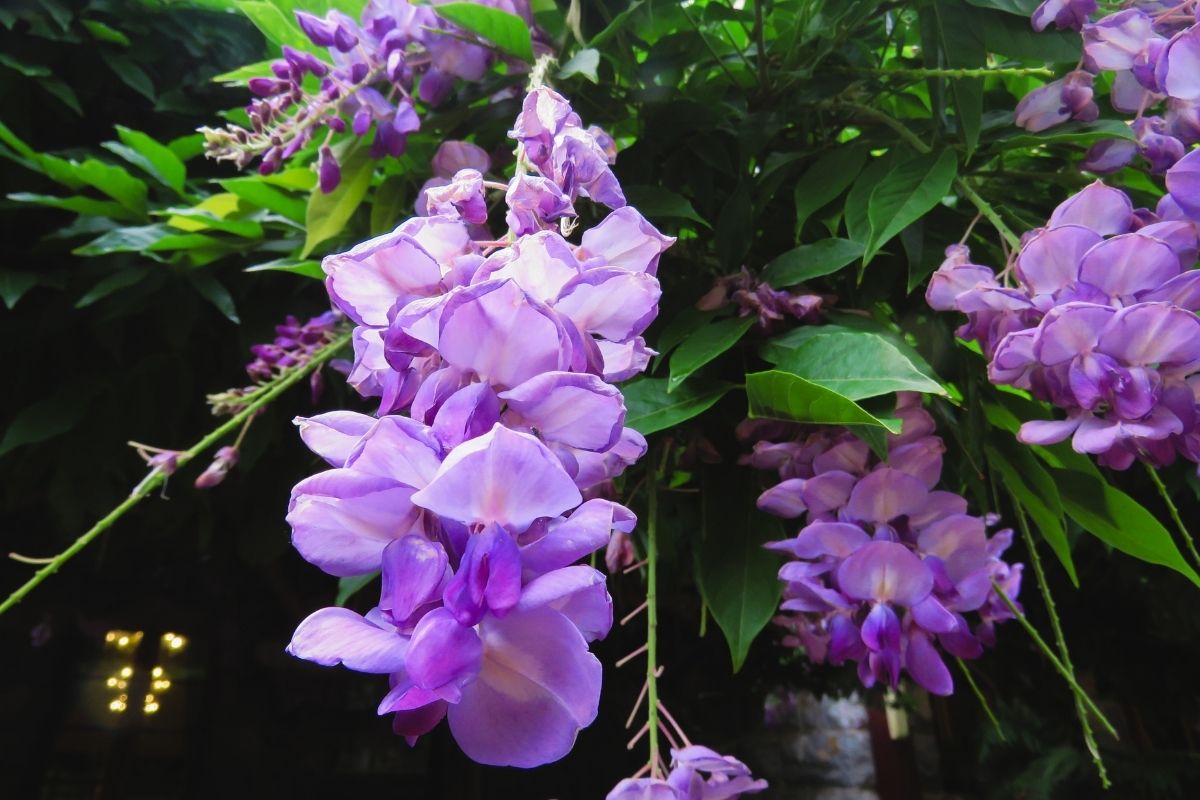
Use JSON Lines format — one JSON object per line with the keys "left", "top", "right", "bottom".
{"left": 119, "top": 666, "right": 133, "bottom": 678}
{"left": 162, "top": 632, "right": 174, "bottom": 642}
{"left": 106, "top": 677, "right": 118, "bottom": 688}
{"left": 109, "top": 694, "right": 128, "bottom": 713}
{"left": 153, "top": 679, "right": 171, "bottom": 691}
{"left": 143, "top": 701, "right": 159, "bottom": 714}
{"left": 105, "top": 632, "right": 116, "bottom": 643}
{"left": 117, "top": 680, "right": 127, "bottom": 689}
{"left": 117, "top": 636, "right": 130, "bottom": 647}
{"left": 151, "top": 666, "right": 163, "bottom": 678}
{"left": 144, "top": 693, "right": 155, "bottom": 703}
{"left": 168, "top": 635, "right": 185, "bottom": 650}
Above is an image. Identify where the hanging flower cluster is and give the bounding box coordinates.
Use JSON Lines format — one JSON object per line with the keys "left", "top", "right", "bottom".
{"left": 607, "top": 746, "right": 768, "bottom": 799}
{"left": 1021, "top": 0, "right": 1200, "bottom": 175}
{"left": 927, "top": 175, "right": 1200, "bottom": 470}
{"left": 695, "top": 269, "right": 828, "bottom": 331}
{"left": 284, "top": 85, "right": 676, "bottom": 767}
{"left": 744, "top": 394, "right": 1022, "bottom": 696}
{"left": 201, "top": 0, "right": 543, "bottom": 190}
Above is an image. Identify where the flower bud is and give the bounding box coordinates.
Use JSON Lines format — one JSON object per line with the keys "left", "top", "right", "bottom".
{"left": 194, "top": 447, "right": 239, "bottom": 490}
{"left": 318, "top": 145, "right": 341, "bottom": 194}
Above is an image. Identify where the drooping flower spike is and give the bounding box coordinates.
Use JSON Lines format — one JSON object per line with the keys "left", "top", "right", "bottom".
{"left": 927, "top": 176, "right": 1200, "bottom": 471}
{"left": 284, "top": 85, "right": 673, "bottom": 767}
{"left": 747, "top": 394, "right": 1022, "bottom": 695}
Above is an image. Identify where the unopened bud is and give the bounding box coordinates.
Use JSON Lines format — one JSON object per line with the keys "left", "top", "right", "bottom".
{"left": 194, "top": 447, "right": 239, "bottom": 490}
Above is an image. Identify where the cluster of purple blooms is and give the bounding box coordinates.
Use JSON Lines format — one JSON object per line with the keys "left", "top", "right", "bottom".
{"left": 202, "top": 0, "right": 543, "bottom": 190}
{"left": 283, "top": 86, "right": 679, "bottom": 767}
{"left": 927, "top": 170, "right": 1200, "bottom": 470}
{"left": 743, "top": 394, "right": 1022, "bottom": 696}
{"left": 695, "top": 268, "right": 828, "bottom": 331}
{"left": 606, "top": 746, "right": 767, "bottom": 800}
{"left": 1019, "top": 0, "right": 1200, "bottom": 175}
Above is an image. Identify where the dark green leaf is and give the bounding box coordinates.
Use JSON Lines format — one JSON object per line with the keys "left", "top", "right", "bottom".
{"left": 986, "top": 442, "right": 1078, "bottom": 586}
{"left": 434, "top": 2, "right": 534, "bottom": 62}
{"left": 715, "top": 180, "right": 753, "bottom": 269}
{"left": 762, "top": 238, "right": 864, "bottom": 287}
{"left": 965, "top": 0, "right": 1038, "bottom": 13}
{"left": 81, "top": 19, "right": 130, "bottom": 46}
{"left": 933, "top": 0, "right": 985, "bottom": 154}
{"left": 187, "top": 272, "right": 240, "bottom": 323}
{"left": 74, "top": 224, "right": 223, "bottom": 256}
{"left": 101, "top": 52, "right": 156, "bottom": 101}
{"left": 337, "top": 572, "right": 380, "bottom": 606}
{"left": 8, "top": 191, "right": 138, "bottom": 222}
{"left": 370, "top": 175, "right": 408, "bottom": 234}
{"left": 991, "top": 119, "right": 1137, "bottom": 149}
{"left": 745, "top": 370, "right": 903, "bottom": 431}
{"left": 793, "top": 144, "right": 868, "bottom": 237}
{"left": 589, "top": 0, "right": 644, "bottom": 46}
{"left": 0, "top": 390, "right": 91, "bottom": 457}
{"left": 845, "top": 150, "right": 903, "bottom": 245}
{"left": 696, "top": 465, "right": 785, "bottom": 672}
{"left": 113, "top": 126, "right": 186, "bottom": 194}
{"left": 622, "top": 185, "right": 708, "bottom": 226}
{"left": 0, "top": 269, "right": 37, "bottom": 309}
{"left": 622, "top": 377, "right": 735, "bottom": 435}
{"left": 75, "top": 266, "right": 152, "bottom": 308}
{"left": 303, "top": 140, "right": 373, "bottom": 256}
{"left": 651, "top": 307, "right": 717, "bottom": 363}
{"left": 983, "top": 9, "right": 1081, "bottom": 62}
{"left": 760, "top": 326, "right": 945, "bottom": 400}
{"left": 865, "top": 149, "right": 957, "bottom": 262}
{"left": 667, "top": 315, "right": 755, "bottom": 392}
{"left": 1057, "top": 470, "right": 1200, "bottom": 588}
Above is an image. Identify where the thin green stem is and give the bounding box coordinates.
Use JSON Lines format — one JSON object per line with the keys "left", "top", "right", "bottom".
{"left": 0, "top": 331, "right": 352, "bottom": 617}
{"left": 645, "top": 447, "right": 662, "bottom": 777}
{"left": 833, "top": 101, "right": 1022, "bottom": 249}
{"left": 1010, "top": 499, "right": 1111, "bottom": 787}
{"left": 991, "top": 581, "right": 1118, "bottom": 741}
{"left": 1144, "top": 464, "right": 1200, "bottom": 571}
{"left": 679, "top": 4, "right": 748, "bottom": 90}
{"left": 954, "top": 657, "right": 1006, "bottom": 742}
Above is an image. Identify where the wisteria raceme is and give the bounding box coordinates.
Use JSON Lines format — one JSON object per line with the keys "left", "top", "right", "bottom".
{"left": 606, "top": 746, "right": 768, "bottom": 800}
{"left": 1023, "top": 0, "right": 1200, "bottom": 174}
{"left": 202, "top": 0, "right": 545, "bottom": 189}
{"left": 744, "top": 394, "right": 1022, "bottom": 696}
{"left": 284, "top": 85, "right": 675, "bottom": 767}
{"left": 927, "top": 174, "right": 1200, "bottom": 470}
{"left": 695, "top": 268, "right": 828, "bottom": 331}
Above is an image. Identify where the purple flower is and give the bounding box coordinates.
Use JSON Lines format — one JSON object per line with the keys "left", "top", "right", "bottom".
{"left": 607, "top": 746, "right": 768, "bottom": 800}
{"left": 194, "top": 446, "right": 239, "bottom": 489}
{"left": 1166, "top": 147, "right": 1200, "bottom": 218}
{"left": 1082, "top": 10, "right": 1156, "bottom": 72}
{"left": 756, "top": 396, "right": 1021, "bottom": 695}
{"left": 1031, "top": 0, "right": 1096, "bottom": 32}
{"left": 1080, "top": 138, "right": 1138, "bottom": 174}
{"left": 1015, "top": 70, "right": 1099, "bottom": 132}
{"left": 1158, "top": 24, "right": 1200, "bottom": 101}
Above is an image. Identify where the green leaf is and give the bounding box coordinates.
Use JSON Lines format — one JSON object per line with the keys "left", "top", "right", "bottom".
{"left": 337, "top": 572, "right": 380, "bottom": 606}
{"left": 219, "top": 177, "right": 307, "bottom": 224}
{"left": 161, "top": 207, "right": 263, "bottom": 239}
{"left": 651, "top": 307, "right": 717, "bottom": 363}
{"left": 845, "top": 150, "right": 903, "bottom": 245}
{"left": 45, "top": 158, "right": 149, "bottom": 216}
{"left": 433, "top": 2, "right": 534, "bottom": 62}
{"left": 982, "top": 9, "right": 1081, "bottom": 62}
{"left": 991, "top": 119, "right": 1136, "bottom": 149}
{"left": 762, "top": 238, "right": 864, "bottom": 287}
{"left": 211, "top": 59, "right": 278, "bottom": 84}
{"left": 244, "top": 258, "right": 324, "bottom": 279}
{"left": 0, "top": 269, "right": 37, "bottom": 309}
{"left": 865, "top": 149, "right": 957, "bottom": 263}
{"left": 302, "top": 141, "right": 373, "bottom": 256}
{"left": 715, "top": 180, "right": 753, "bottom": 269}
{"left": 696, "top": 465, "right": 785, "bottom": 672}
{"left": 1056, "top": 469, "right": 1200, "bottom": 588}
{"left": 933, "top": 0, "right": 985, "bottom": 154}
{"left": 100, "top": 52, "right": 156, "bottom": 101}
{"left": 589, "top": 0, "right": 643, "bottom": 46}
{"left": 622, "top": 377, "right": 735, "bottom": 435}
{"left": 0, "top": 120, "right": 37, "bottom": 162}
{"left": 0, "top": 390, "right": 91, "bottom": 457}
{"left": 760, "top": 326, "right": 945, "bottom": 400}
{"left": 75, "top": 266, "right": 152, "bottom": 308}
{"left": 965, "top": 0, "right": 1038, "bottom": 13}
{"left": 8, "top": 191, "right": 138, "bottom": 222}
{"left": 622, "top": 185, "right": 708, "bottom": 226}
{"left": 74, "top": 224, "right": 223, "bottom": 256}
{"left": 370, "top": 175, "right": 408, "bottom": 234}
{"left": 81, "top": 19, "right": 131, "bottom": 46}
{"left": 234, "top": 1, "right": 313, "bottom": 50}
{"left": 187, "top": 272, "right": 240, "bottom": 323}
{"left": 558, "top": 48, "right": 600, "bottom": 82}
{"left": 986, "top": 442, "right": 1078, "bottom": 587}
{"left": 793, "top": 144, "right": 868, "bottom": 236}
{"left": 746, "top": 370, "right": 903, "bottom": 431}
{"left": 667, "top": 315, "right": 755, "bottom": 392}
{"left": 112, "top": 126, "right": 186, "bottom": 195}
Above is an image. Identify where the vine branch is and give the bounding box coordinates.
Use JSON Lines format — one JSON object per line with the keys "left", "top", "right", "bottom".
{"left": 0, "top": 331, "right": 352, "bottom": 617}
{"left": 1144, "top": 464, "right": 1200, "bottom": 571}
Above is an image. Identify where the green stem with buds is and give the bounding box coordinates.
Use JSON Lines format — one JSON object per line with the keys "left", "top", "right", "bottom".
{"left": 0, "top": 331, "right": 352, "bottom": 617}
{"left": 1144, "top": 464, "right": 1200, "bottom": 571}
{"left": 841, "top": 65, "right": 1056, "bottom": 79}
{"left": 644, "top": 446, "right": 663, "bottom": 777}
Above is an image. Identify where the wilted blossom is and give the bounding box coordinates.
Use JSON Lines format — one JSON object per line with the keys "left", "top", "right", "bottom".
{"left": 285, "top": 87, "right": 674, "bottom": 766}
{"left": 746, "top": 394, "right": 1022, "bottom": 695}
{"left": 1023, "top": 2, "right": 1200, "bottom": 173}
{"left": 927, "top": 176, "right": 1200, "bottom": 470}
{"left": 607, "top": 746, "right": 768, "bottom": 800}
{"left": 202, "top": 1, "right": 546, "bottom": 189}
{"left": 696, "top": 268, "right": 828, "bottom": 330}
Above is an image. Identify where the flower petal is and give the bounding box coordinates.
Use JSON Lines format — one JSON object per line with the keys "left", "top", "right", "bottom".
{"left": 287, "top": 607, "right": 408, "bottom": 673}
